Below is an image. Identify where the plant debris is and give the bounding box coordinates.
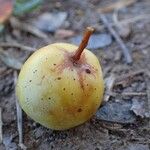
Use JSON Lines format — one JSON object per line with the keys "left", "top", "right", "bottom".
{"left": 96, "top": 100, "right": 136, "bottom": 124}
{"left": 130, "top": 98, "right": 149, "bottom": 118}
{"left": 100, "top": 14, "right": 133, "bottom": 64}
{"left": 13, "top": 0, "right": 42, "bottom": 16}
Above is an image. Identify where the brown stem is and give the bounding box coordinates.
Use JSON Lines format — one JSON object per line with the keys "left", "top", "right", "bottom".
{"left": 72, "top": 27, "right": 94, "bottom": 61}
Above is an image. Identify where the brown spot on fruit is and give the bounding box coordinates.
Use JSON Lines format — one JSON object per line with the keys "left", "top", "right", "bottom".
{"left": 53, "top": 47, "right": 96, "bottom": 90}
{"left": 77, "top": 108, "right": 82, "bottom": 112}
{"left": 29, "top": 80, "right": 32, "bottom": 82}
{"left": 85, "top": 68, "right": 91, "bottom": 74}
{"left": 57, "top": 77, "right": 61, "bottom": 80}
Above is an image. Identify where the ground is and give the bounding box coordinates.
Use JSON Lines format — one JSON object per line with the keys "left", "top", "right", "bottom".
{"left": 0, "top": 0, "right": 150, "bottom": 150}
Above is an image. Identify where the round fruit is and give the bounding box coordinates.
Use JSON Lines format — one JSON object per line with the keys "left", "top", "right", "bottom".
{"left": 16, "top": 27, "right": 104, "bottom": 130}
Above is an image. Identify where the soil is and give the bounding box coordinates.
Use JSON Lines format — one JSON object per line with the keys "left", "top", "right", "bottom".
{"left": 0, "top": 0, "right": 150, "bottom": 150}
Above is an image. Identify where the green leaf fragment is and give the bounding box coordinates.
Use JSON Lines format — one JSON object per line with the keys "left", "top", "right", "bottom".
{"left": 13, "top": 0, "right": 42, "bottom": 16}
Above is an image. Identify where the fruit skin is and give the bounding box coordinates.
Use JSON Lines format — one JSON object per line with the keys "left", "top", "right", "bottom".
{"left": 16, "top": 43, "right": 104, "bottom": 130}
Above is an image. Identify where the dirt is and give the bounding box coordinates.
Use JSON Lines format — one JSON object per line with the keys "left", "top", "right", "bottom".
{"left": 0, "top": 0, "right": 150, "bottom": 150}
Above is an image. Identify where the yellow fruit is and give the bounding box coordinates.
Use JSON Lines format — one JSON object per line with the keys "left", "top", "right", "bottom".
{"left": 16, "top": 27, "right": 104, "bottom": 130}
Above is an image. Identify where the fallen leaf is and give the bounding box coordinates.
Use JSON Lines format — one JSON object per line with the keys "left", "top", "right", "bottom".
{"left": 3, "top": 135, "right": 17, "bottom": 150}
{"left": 130, "top": 99, "right": 149, "bottom": 118}
{"left": 96, "top": 100, "right": 136, "bottom": 124}
{"left": 0, "top": 0, "right": 13, "bottom": 24}
{"left": 70, "top": 33, "right": 112, "bottom": 49}
{"left": 33, "top": 12, "right": 67, "bottom": 32}
{"left": 0, "top": 49, "right": 22, "bottom": 70}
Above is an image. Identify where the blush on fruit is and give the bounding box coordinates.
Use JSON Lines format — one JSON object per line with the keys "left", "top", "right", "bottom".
{"left": 16, "top": 27, "right": 104, "bottom": 130}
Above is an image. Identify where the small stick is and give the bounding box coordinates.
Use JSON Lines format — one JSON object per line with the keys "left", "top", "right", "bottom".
{"left": 115, "top": 69, "right": 144, "bottom": 84}
{"left": 72, "top": 27, "right": 94, "bottom": 61}
{"left": 0, "top": 107, "right": 3, "bottom": 144}
{"left": 14, "top": 71, "right": 26, "bottom": 149}
{"left": 0, "top": 42, "right": 35, "bottom": 52}
{"left": 111, "top": 92, "right": 147, "bottom": 97}
{"left": 100, "top": 14, "right": 132, "bottom": 64}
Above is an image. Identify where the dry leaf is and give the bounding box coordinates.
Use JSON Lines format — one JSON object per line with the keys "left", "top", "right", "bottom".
{"left": 0, "top": 0, "right": 13, "bottom": 24}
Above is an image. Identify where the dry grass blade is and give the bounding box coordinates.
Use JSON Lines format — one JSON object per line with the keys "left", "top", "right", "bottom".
{"left": 0, "top": 107, "right": 3, "bottom": 144}
{"left": 113, "top": 10, "right": 131, "bottom": 39}
{"left": 100, "top": 14, "right": 132, "bottom": 64}
{"left": 115, "top": 70, "right": 144, "bottom": 85}
{"left": 10, "top": 17, "right": 48, "bottom": 40}
{"left": 14, "top": 71, "right": 27, "bottom": 150}
{"left": 111, "top": 92, "right": 147, "bottom": 97}
{"left": 0, "top": 42, "right": 35, "bottom": 52}
{"left": 97, "top": 0, "right": 136, "bottom": 13}
{"left": 104, "top": 74, "right": 116, "bottom": 102}
{"left": 145, "top": 74, "right": 150, "bottom": 120}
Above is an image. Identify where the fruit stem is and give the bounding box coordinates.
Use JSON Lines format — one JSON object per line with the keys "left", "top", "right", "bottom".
{"left": 72, "top": 27, "right": 94, "bottom": 61}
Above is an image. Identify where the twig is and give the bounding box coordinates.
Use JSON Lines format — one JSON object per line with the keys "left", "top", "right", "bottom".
{"left": 113, "top": 9, "right": 131, "bottom": 39}
{"left": 145, "top": 74, "right": 150, "bottom": 121}
{"left": 0, "top": 107, "right": 3, "bottom": 144}
{"left": 100, "top": 14, "right": 132, "bottom": 64}
{"left": 111, "top": 92, "right": 147, "bottom": 97}
{"left": 97, "top": 0, "right": 136, "bottom": 13}
{"left": 0, "top": 42, "right": 35, "bottom": 52}
{"left": 115, "top": 69, "right": 144, "bottom": 85}
{"left": 14, "top": 71, "right": 26, "bottom": 150}
{"left": 94, "top": 13, "right": 150, "bottom": 32}
{"left": 10, "top": 17, "right": 48, "bottom": 40}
